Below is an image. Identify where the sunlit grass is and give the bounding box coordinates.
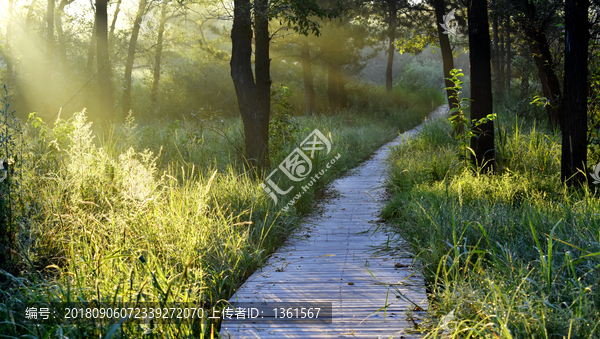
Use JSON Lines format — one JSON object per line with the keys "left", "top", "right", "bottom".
{"left": 383, "top": 111, "right": 600, "bottom": 338}
{"left": 0, "top": 85, "right": 443, "bottom": 337}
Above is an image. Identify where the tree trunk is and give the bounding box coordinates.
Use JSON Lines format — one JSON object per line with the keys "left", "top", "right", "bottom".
{"left": 96, "top": 0, "right": 113, "bottom": 116}
{"left": 327, "top": 62, "right": 341, "bottom": 112}
{"left": 561, "top": 0, "right": 589, "bottom": 186}
{"left": 107, "top": 0, "right": 121, "bottom": 95}
{"left": 253, "top": 0, "right": 271, "bottom": 169}
{"left": 301, "top": 41, "right": 316, "bottom": 115}
{"left": 433, "top": 0, "right": 460, "bottom": 131}
{"left": 505, "top": 1, "right": 512, "bottom": 95}
{"left": 46, "top": 0, "right": 55, "bottom": 67}
{"left": 230, "top": 0, "right": 269, "bottom": 169}
{"left": 45, "top": 0, "right": 55, "bottom": 115}
{"left": 498, "top": 28, "right": 505, "bottom": 93}
{"left": 385, "top": 0, "right": 397, "bottom": 92}
{"left": 491, "top": 0, "right": 501, "bottom": 97}
{"left": 521, "top": 67, "right": 530, "bottom": 96}
{"left": 518, "top": 0, "right": 562, "bottom": 130}
{"left": 468, "top": 0, "right": 495, "bottom": 172}
{"left": 87, "top": 19, "right": 96, "bottom": 74}
{"left": 56, "top": 1, "right": 66, "bottom": 61}
{"left": 56, "top": 0, "right": 74, "bottom": 62}
{"left": 151, "top": 0, "right": 167, "bottom": 105}
{"left": 6, "top": 0, "right": 14, "bottom": 88}
{"left": 339, "top": 72, "right": 347, "bottom": 109}
{"left": 26, "top": 0, "right": 39, "bottom": 30}
{"left": 109, "top": 0, "right": 122, "bottom": 46}
{"left": 122, "top": 0, "right": 148, "bottom": 118}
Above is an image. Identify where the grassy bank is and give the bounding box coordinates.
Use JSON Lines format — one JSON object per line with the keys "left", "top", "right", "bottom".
{"left": 383, "top": 107, "right": 600, "bottom": 338}
{"left": 0, "top": 85, "right": 443, "bottom": 338}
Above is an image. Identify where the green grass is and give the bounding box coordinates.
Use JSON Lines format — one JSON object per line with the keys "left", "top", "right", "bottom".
{"left": 383, "top": 109, "right": 600, "bottom": 338}
{"left": 0, "top": 85, "right": 443, "bottom": 338}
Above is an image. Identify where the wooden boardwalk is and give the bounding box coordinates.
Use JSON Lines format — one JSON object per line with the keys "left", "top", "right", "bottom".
{"left": 220, "top": 106, "right": 447, "bottom": 338}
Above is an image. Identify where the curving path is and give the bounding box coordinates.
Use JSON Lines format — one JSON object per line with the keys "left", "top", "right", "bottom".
{"left": 220, "top": 105, "right": 448, "bottom": 339}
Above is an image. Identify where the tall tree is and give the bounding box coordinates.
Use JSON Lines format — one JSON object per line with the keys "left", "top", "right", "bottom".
{"left": 25, "top": 0, "right": 39, "bottom": 30}
{"left": 515, "top": 0, "right": 562, "bottom": 130}
{"left": 254, "top": 0, "right": 271, "bottom": 164}
{"left": 87, "top": 19, "right": 96, "bottom": 73}
{"left": 327, "top": 62, "right": 345, "bottom": 111}
{"left": 45, "top": 0, "right": 55, "bottom": 115}
{"left": 6, "top": 0, "right": 14, "bottom": 88}
{"left": 561, "top": 0, "right": 589, "bottom": 186}
{"left": 107, "top": 0, "right": 122, "bottom": 94}
{"left": 231, "top": 0, "right": 267, "bottom": 168}
{"left": 385, "top": 0, "right": 397, "bottom": 92}
{"left": 491, "top": 0, "right": 501, "bottom": 97}
{"left": 122, "top": 0, "right": 149, "bottom": 118}
{"left": 96, "top": 0, "right": 113, "bottom": 116}
{"left": 109, "top": 0, "right": 122, "bottom": 46}
{"left": 369, "top": 0, "right": 431, "bottom": 92}
{"left": 467, "top": 0, "right": 495, "bottom": 171}
{"left": 230, "top": 0, "right": 334, "bottom": 169}
{"left": 151, "top": 0, "right": 168, "bottom": 105}
{"left": 47, "top": 0, "right": 55, "bottom": 59}
{"left": 433, "top": 0, "right": 459, "bottom": 129}
{"left": 56, "top": 0, "right": 75, "bottom": 62}
{"left": 301, "top": 41, "right": 316, "bottom": 115}
{"left": 505, "top": 0, "right": 512, "bottom": 95}
{"left": 318, "top": 17, "right": 372, "bottom": 113}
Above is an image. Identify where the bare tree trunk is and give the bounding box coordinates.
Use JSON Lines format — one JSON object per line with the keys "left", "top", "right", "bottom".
{"left": 107, "top": 0, "right": 121, "bottom": 94}
{"left": 87, "top": 19, "right": 96, "bottom": 74}
{"left": 56, "top": 0, "right": 74, "bottom": 62}
{"left": 56, "top": 2, "right": 66, "bottom": 61}
{"left": 521, "top": 60, "right": 530, "bottom": 96}
{"left": 433, "top": 0, "right": 460, "bottom": 132}
{"left": 47, "top": 0, "right": 55, "bottom": 66}
{"left": 468, "top": 0, "right": 495, "bottom": 172}
{"left": 45, "top": 0, "right": 55, "bottom": 115}
{"left": 6, "top": 0, "right": 14, "bottom": 88}
{"left": 96, "top": 0, "right": 113, "bottom": 116}
{"left": 517, "top": 0, "right": 562, "bottom": 130}
{"left": 301, "top": 41, "right": 316, "bottom": 115}
{"left": 26, "top": 0, "right": 39, "bottom": 29}
{"left": 109, "top": 0, "right": 122, "bottom": 46}
{"left": 491, "top": 0, "right": 501, "bottom": 97}
{"left": 339, "top": 71, "right": 347, "bottom": 109}
{"left": 151, "top": 0, "right": 167, "bottom": 105}
{"left": 327, "top": 62, "right": 341, "bottom": 112}
{"left": 385, "top": 0, "right": 397, "bottom": 92}
{"left": 230, "top": 0, "right": 270, "bottom": 170}
{"left": 498, "top": 28, "right": 505, "bottom": 94}
{"left": 253, "top": 0, "right": 271, "bottom": 169}
{"left": 561, "top": 0, "right": 589, "bottom": 186}
{"left": 505, "top": 0, "right": 512, "bottom": 95}
{"left": 122, "top": 0, "right": 148, "bottom": 119}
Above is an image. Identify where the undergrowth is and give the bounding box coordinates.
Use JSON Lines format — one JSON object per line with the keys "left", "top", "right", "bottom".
{"left": 0, "top": 84, "right": 443, "bottom": 338}
{"left": 383, "top": 105, "right": 600, "bottom": 338}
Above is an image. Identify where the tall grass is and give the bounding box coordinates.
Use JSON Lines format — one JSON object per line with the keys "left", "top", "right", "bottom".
{"left": 383, "top": 110, "right": 600, "bottom": 338}
{"left": 0, "top": 84, "right": 443, "bottom": 338}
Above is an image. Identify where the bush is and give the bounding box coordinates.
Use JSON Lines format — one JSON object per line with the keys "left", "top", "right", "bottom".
{"left": 395, "top": 58, "right": 445, "bottom": 92}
